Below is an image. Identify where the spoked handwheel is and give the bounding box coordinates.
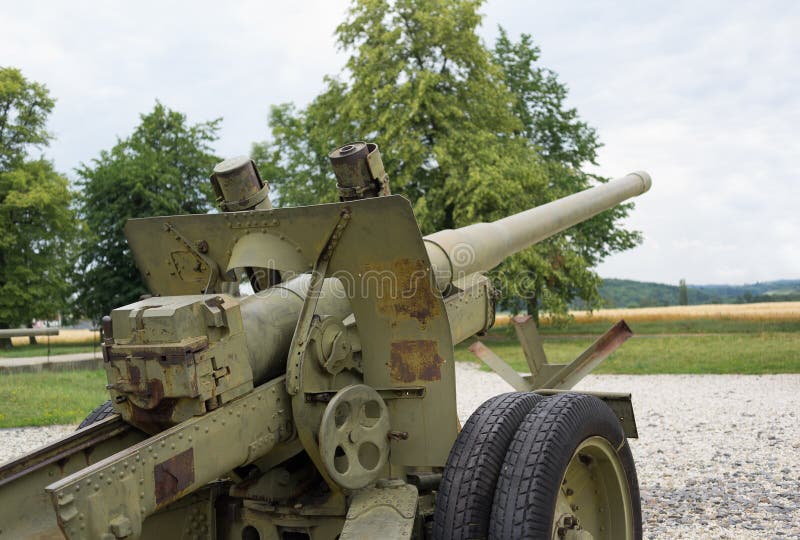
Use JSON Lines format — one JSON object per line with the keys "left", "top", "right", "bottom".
{"left": 490, "top": 393, "right": 642, "bottom": 540}
{"left": 318, "top": 384, "right": 391, "bottom": 490}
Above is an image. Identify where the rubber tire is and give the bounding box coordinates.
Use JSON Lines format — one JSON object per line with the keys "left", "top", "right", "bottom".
{"left": 76, "top": 400, "right": 117, "bottom": 430}
{"left": 432, "top": 392, "right": 544, "bottom": 540}
{"left": 489, "top": 393, "right": 642, "bottom": 539}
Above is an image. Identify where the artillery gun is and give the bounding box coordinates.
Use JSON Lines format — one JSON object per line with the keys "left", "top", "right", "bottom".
{"left": 0, "top": 141, "right": 652, "bottom": 539}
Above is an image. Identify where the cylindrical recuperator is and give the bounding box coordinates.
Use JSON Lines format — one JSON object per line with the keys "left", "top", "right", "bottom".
{"left": 239, "top": 275, "right": 351, "bottom": 384}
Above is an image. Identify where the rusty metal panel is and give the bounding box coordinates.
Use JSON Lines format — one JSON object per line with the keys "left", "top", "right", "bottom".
{"left": 365, "top": 258, "right": 442, "bottom": 326}
{"left": 154, "top": 448, "right": 195, "bottom": 505}
{"left": 125, "top": 197, "right": 458, "bottom": 467}
{"left": 389, "top": 340, "right": 444, "bottom": 382}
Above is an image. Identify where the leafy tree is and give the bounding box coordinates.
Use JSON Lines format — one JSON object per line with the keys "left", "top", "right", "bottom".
{"left": 0, "top": 67, "right": 76, "bottom": 348}
{"left": 255, "top": 0, "right": 539, "bottom": 225}
{"left": 492, "top": 29, "right": 641, "bottom": 321}
{"left": 254, "top": 0, "right": 642, "bottom": 322}
{"left": 76, "top": 103, "right": 220, "bottom": 321}
{"left": 678, "top": 278, "right": 688, "bottom": 305}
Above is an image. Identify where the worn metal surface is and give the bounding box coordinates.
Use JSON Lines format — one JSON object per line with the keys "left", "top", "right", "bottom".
{"left": 511, "top": 314, "right": 549, "bottom": 378}
{"left": 540, "top": 320, "right": 633, "bottom": 389}
{"left": 125, "top": 195, "right": 459, "bottom": 468}
{"left": 104, "top": 294, "right": 254, "bottom": 432}
{"left": 0, "top": 416, "right": 147, "bottom": 539}
{"left": 329, "top": 141, "right": 390, "bottom": 200}
{"left": 340, "top": 482, "right": 418, "bottom": 540}
{"left": 318, "top": 385, "right": 390, "bottom": 489}
{"left": 46, "top": 375, "right": 293, "bottom": 539}
{"left": 444, "top": 273, "right": 494, "bottom": 343}
{"left": 210, "top": 155, "right": 271, "bottom": 211}
{"left": 473, "top": 317, "right": 633, "bottom": 393}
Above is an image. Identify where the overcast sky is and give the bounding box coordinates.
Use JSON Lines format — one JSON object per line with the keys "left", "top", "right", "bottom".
{"left": 2, "top": 1, "right": 798, "bottom": 285}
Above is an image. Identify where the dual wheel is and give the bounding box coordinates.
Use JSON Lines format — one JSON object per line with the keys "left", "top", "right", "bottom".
{"left": 433, "top": 392, "right": 641, "bottom": 540}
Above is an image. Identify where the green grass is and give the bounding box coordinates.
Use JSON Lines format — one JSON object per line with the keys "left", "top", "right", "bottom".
{"left": 0, "top": 370, "right": 108, "bottom": 427}
{"left": 536, "top": 318, "right": 800, "bottom": 335}
{"left": 0, "top": 343, "right": 97, "bottom": 358}
{"left": 456, "top": 328, "right": 800, "bottom": 374}
{"left": 3, "top": 317, "right": 799, "bottom": 427}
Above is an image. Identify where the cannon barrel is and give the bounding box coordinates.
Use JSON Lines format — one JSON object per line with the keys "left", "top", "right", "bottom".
{"left": 423, "top": 171, "right": 652, "bottom": 290}
{"left": 243, "top": 171, "right": 652, "bottom": 378}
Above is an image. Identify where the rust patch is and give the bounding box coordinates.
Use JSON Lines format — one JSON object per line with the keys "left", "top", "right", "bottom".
{"left": 128, "top": 365, "right": 141, "bottom": 386}
{"left": 364, "top": 258, "right": 441, "bottom": 326}
{"left": 128, "top": 394, "right": 178, "bottom": 434}
{"left": 389, "top": 340, "right": 444, "bottom": 382}
{"left": 154, "top": 448, "right": 195, "bottom": 506}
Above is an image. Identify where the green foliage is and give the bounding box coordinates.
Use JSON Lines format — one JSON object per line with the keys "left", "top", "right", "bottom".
{"left": 491, "top": 29, "right": 641, "bottom": 322}
{"left": 253, "top": 0, "right": 641, "bottom": 321}
{"left": 598, "top": 278, "right": 800, "bottom": 308}
{"left": 678, "top": 278, "right": 688, "bottom": 305}
{"left": 76, "top": 103, "right": 220, "bottom": 321}
{"left": 0, "top": 67, "right": 77, "bottom": 344}
{"left": 0, "top": 67, "right": 54, "bottom": 169}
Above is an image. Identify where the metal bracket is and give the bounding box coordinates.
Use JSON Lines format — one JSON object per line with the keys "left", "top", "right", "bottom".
{"left": 538, "top": 320, "right": 633, "bottom": 389}
{"left": 45, "top": 376, "right": 293, "bottom": 540}
{"left": 286, "top": 208, "right": 351, "bottom": 396}
{"left": 470, "top": 319, "right": 633, "bottom": 391}
{"left": 536, "top": 389, "right": 638, "bottom": 439}
{"left": 340, "top": 481, "right": 418, "bottom": 539}
{"left": 511, "top": 314, "right": 549, "bottom": 378}
{"left": 163, "top": 221, "right": 220, "bottom": 292}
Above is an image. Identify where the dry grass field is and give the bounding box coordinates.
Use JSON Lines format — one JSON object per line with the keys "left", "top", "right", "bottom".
{"left": 496, "top": 301, "right": 800, "bottom": 326}
{"left": 10, "top": 329, "right": 99, "bottom": 347}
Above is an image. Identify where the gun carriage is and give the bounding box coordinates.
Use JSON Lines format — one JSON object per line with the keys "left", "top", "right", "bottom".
{"left": 0, "top": 141, "right": 651, "bottom": 539}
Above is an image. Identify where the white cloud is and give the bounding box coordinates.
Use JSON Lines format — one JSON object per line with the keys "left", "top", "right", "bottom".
{"left": 1, "top": 0, "right": 798, "bottom": 285}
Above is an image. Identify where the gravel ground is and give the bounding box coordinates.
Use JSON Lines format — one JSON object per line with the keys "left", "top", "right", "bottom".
{"left": 2, "top": 365, "right": 798, "bottom": 538}
{"left": 456, "top": 363, "right": 800, "bottom": 539}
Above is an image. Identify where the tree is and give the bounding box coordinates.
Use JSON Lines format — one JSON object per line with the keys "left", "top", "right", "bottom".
{"left": 678, "top": 279, "right": 688, "bottom": 305}
{"left": 76, "top": 103, "right": 220, "bottom": 322}
{"left": 491, "top": 29, "right": 641, "bottom": 321}
{"left": 253, "top": 0, "right": 642, "bottom": 322}
{"left": 255, "top": 0, "right": 540, "bottom": 224}
{"left": 0, "top": 67, "right": 76, "bottom": 348}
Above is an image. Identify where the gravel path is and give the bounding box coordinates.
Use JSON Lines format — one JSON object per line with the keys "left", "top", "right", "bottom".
{"left": 2, "top": 365, "right": 798, "bottom": 538}
{"left": 456, "top": 364, "right": 800, "bottom": 539}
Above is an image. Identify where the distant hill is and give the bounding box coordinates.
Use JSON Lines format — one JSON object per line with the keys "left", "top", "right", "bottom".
{"left": 596, "top": 279, "right": 800, "bottom": 308}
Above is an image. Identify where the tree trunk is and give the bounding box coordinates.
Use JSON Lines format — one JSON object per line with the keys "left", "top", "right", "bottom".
{"left": 526, "top": 295, "right": 540, "bottom": 327}
{"left": 27, "top": 321, "right": 38, "bottom": 345}
{"left": 0, "top": 323, "right": 12, "bottom": 350}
